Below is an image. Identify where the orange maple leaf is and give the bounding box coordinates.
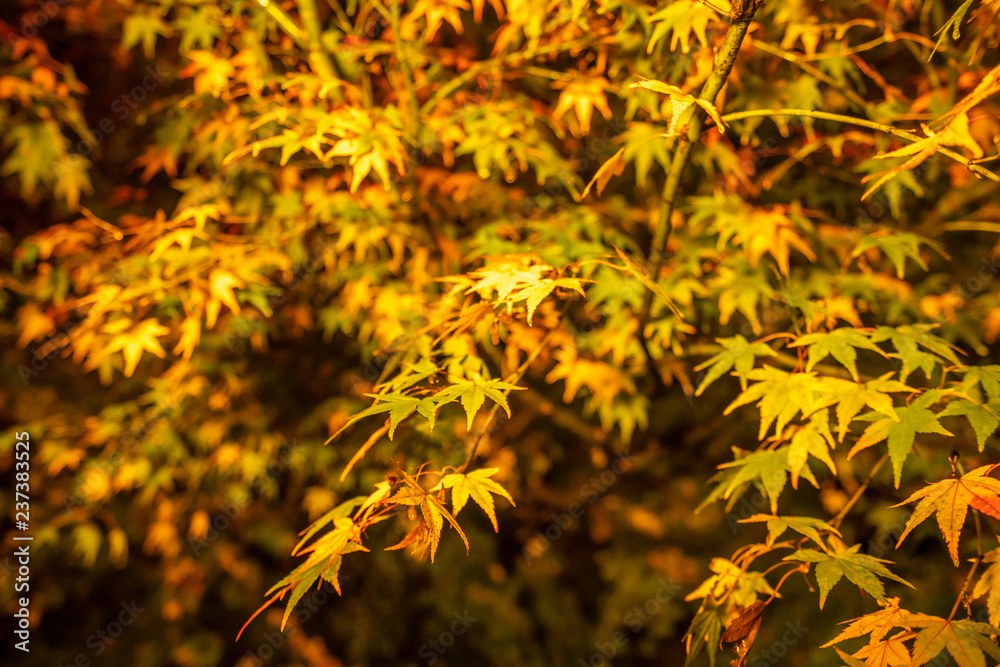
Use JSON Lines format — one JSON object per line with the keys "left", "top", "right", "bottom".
{"left": 891, "top": 464, "right": 1000, "bottom": 566}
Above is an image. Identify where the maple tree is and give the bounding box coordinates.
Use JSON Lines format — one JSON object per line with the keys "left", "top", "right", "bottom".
{"left": 2, "top": 0, "right": 1000, "bottom": 666}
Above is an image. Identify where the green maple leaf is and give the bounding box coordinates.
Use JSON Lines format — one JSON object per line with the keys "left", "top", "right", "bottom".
{"left": 957, "top": 365, "right": 1000, "bottom": 403}
{"left": 739, "top": 514, "right": 841, "bottom": 549}
{"left": 620, "top": 122, "right": 671, "bottom": 189}
{"left": 786, "top": 409, "right": 837, "bottom": 489}
{"left": 2, "top": 123, "right": 62, "bottom": 199}
{"left": 699, "top": 446, "right": 815, "bottom": 513}
{"left": 872, "top": 325, "right": 962, "bottom": 382}
{"left": 437, "top": 468, "right": 515, "bottom": 531}
{"left": 725, "top": 367, "right": 834, "bottom": 440}
{"left": 176, "top": 6, "right": 223, "bottom": 52}
{"left": 683, "top": 598, "right": 725, "bottom": 667}
{"left": 789, "top": 328, "right": 886, "bottom": 381}
{"left": 851, "top": 231, "right": 947, "bottom": 279}
{"left": 939, "top": 398, "right": 1000, "bottom": 451}
{"left": 848, "top": 391, "right": 953, "bottom": 487}
{"left": 908, "top": 616, "right": 1000, "bottom": 667}
{"left": 432, "top": 376, "right": 523, "bottom": 430}
{"left": 121, "top": 11, "right": 169, "bottom": 59}
{"left": 695, "top": 335, "right": 777, "bottom": 395}
{"left": 930, "top": 0, "right": 977, "bottom": 55}
{"left": 326, "top": 393, "right": 438, "bottom": 443}
{"left": 785, "top": 545, "right": 913, "bottom": 608}
{"left": 819, "top": 374, "right": 915, "bottom": 442}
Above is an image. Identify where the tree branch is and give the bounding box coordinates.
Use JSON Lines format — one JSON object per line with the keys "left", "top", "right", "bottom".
{"left": 718, "top": 109, "right": 1000, "bottom": 183}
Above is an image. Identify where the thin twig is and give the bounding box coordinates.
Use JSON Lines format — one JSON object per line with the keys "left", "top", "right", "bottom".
{"left": 719, "top": 109, "right": 1000, "bottom": 183}
{"left": 298, "top": 0, "right": 338, "bottom": 80}
{"left": 458, "top": 324, "right": 561, "bottom": 471}
{"left": 830, "top": 453, "right": 888, "bottom": 530}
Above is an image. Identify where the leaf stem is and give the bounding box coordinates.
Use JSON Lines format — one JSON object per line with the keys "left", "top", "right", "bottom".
{"left": 718, "top": 109, "right": 1000, "bottom": 183}
{"left": 830, "top": 452, "right": 888, "bottom": 530}
{"left": 258, "top": 0, "right": 308, "bottom": 48}
{"left": 947, "top": 556, "right": 981, "bottom": 622}
{"left": 458, "top": 324, "right": 561, "bottom": 471}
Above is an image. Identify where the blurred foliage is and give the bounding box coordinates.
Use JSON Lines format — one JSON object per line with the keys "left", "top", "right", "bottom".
{"left": 1, "top": 0, "right": 1000, "bottom": 666}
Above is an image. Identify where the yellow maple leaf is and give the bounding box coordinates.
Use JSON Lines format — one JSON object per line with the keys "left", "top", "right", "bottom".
{"left": 102, "top": 318, "right": 170, "bottom": 377}
{"left": 402, "top": 0, "right": 470, "bottom": 41}
{"left": 180, "top": 50, "right": 235, "bottom": 97}
{"left": 172, "top": 315, "right": 202, "bottom": 360}
{"left": 863, "top": 112, "right": 985, "bottom": 200}
{"left": 16, "top": 303, "right": 55, "bottom": 348}
{"left": 552, "top": 77, "right": 612, "bottom": 136}
{"left": 206, "top": 269, "right": 244, "bottom": 327}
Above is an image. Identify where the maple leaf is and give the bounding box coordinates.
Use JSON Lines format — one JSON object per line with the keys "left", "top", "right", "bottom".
{"left": 122, "top": 10, "right": 169, "bottom": 59}
{"left": 789, "top": 328, "right": 887, "bottom": 382}
{"left": 246, "top": 514, "right": 371, "bottom": 635}
{"left": 646, "top": 0, "right": 718, "bottom": 54}
{"left": 684, "top": 597, "right": 725, "bottom": 667}
{"left": 939, "top": 397, "right": 1000, "bottom": 451}
{"left": 698, "top": 446, "right": 814, "bottom": 514}
{"left": 392, "top": 469, "right": 469, "bottom": 562}
{"left": 326, "top": 393, "right": 438, "bottom": 443}
{"left": 786, "top": 410, "right": 837, "bottom": 489}
{"left": 720, "top": 599, "right": 766, "bottom": 667}
{"left": 436, "top": 468, "right": 515, "bottom": 531}
{"left": 739, "top": 513, "right": 841, "bottom": 549}
{"left": 818, "top": 375, "right": 915, "bottom": 442}
{"left": 172, "top": 315, "right": 202, "bottom": 361}
{"left": 822, "top": 597, "right": 917, "bottom": 647}
{"left": 432, "top": 376, "right": 523, "bottom": 430}
{"left": 725, "top": 367, "right": 835, "bottom": 440}
{"left": 891, "top": 464, "right": 1000, "bottom": 565}
{"left": 551, "top": 76, "right": 612, "bottom": 136}
{"left": 695, "top": 335, "right": 777, "bottom": 396}
{"left": 180, "top": 51, "right": 234, "bottom": 97}
{"left": 684, "top": 558, "right": 776, "bottom": 607}
{"left": 847, "top": 391, "right": 953, "bottom": 488}
{"left": 628, "top": 78, "right": 728, "bottom": 136}
{"left": 862, "top": 112, "right": 985, "bottom": 200}
{"left": 851, "top": 632, "right": 915, "bottom": 667}
{"left": 785, "top": 545, "right": 913, "bottom": 608}
{"left": 871, "top": 325, "right": 962, "bottom": 383}
{"left": 851, "top": 231, "right": 948, "bottom": 280}
{"left": 15, "top": 303, "right": 55, "bottom": 348}
{"left": 957, "top": 365, "right": 1000, "bottom": 404}
{"left": 403, "top": 0, "right": 469, "bottom": 41}
{"left": 206, "top": 269, "right": 244, "bottom": 328}
{"left": 705, "top": 203, "right": 817, "bottom": 277}
{"left": 509, "top": 277, "right": 586, "bottom": 325}
{"left": 580, "top": 148, "right": 625, "bottom": 199}
{"left": 971, "top": 546, "right": 1000, "bottom": 627}
{"left": 102, "top": 318, "right": 170, "bottom": 377}
{"left": 907, "top": 615, "right": 1000, "bottom": 667}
